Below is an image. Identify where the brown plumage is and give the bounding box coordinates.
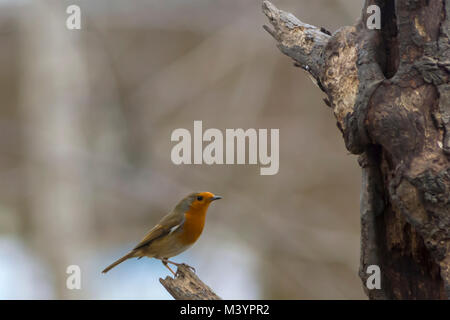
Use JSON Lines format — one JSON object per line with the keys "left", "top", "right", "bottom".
{"left": 102, "top": 191, "right": 222, "bottom": 275}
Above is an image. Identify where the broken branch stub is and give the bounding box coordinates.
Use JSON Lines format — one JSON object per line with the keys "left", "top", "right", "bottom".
{"left": 262, "top": 0, "right": 384, "bottom": 154}
{"left": 262, "top": 0, "right": 330, "bottom": 80}
{"left": 159, "top": 264, "right": 221, "bottom": 300}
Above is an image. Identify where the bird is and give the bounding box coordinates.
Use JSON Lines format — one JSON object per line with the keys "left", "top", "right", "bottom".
{"left": 102, "top": 191, "right": 222, "bottom": 275}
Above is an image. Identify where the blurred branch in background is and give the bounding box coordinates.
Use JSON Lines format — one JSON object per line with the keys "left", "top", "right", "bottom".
{"left": 18, "top": 1, "right": 91, "bottom": 298}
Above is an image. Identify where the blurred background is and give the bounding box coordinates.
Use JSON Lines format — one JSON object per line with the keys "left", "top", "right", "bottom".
{"left": 0, "top": 0, "right": 364, "bottom": 299}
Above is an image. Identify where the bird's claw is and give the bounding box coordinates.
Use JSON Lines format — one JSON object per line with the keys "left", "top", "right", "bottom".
{"left": 162, "top": 258, "right": 196, "bottom": 274}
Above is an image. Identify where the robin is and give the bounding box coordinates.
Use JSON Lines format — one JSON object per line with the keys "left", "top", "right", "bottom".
{"left": 102, "top": 191, "right": 222, "bottom": 275}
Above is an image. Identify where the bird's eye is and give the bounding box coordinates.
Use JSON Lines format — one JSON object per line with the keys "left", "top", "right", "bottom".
{"left": 197, "top": 196, "right": 203, "bottom": 201}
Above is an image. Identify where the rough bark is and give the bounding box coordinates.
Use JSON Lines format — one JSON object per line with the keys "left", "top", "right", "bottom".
{"left": 263, "top": 0, "right": 450, "bottom": 299}
{"left": 159, "top": 264, "right": 221, "bottom": 300}
{"left": 18, "top": 2, "right": 92, "bottom": 298}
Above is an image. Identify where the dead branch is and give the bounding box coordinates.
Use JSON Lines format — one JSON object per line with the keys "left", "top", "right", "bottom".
{"left": 159, "top": 264, "right": 221, "bottom": 300}
{"left": 263, "top": 0, "right": 450, "bottom": 299}
{"left": 262, "top": 0, "right": 330, "bottom": 80}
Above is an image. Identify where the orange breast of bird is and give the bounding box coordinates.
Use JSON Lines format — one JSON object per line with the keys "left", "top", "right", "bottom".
{"left": 177, "top": 206, "right": 208, "bottom": 245}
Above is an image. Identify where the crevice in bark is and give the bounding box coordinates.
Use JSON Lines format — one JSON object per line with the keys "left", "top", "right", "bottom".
{"left": 379, "top": 204, "right": 445, "bottom": 299}
{"left": 380, "top": 0, "right": 399, "bottom": 78}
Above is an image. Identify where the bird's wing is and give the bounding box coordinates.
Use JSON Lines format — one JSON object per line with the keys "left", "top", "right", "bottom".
{"left": 132, "top": 210, "right": 184, "bottom": 251}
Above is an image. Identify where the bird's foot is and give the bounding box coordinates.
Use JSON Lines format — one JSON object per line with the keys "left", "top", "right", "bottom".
{"left": 164, "top": 259, "right": 196, "bottom": 273}
{"left": 161, "top": 259, "right": 177, "bottom": 276}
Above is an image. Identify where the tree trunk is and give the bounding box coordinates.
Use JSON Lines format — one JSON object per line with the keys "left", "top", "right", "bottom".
{"left": 263, "top": 0, "right": 449, "bottom": 299}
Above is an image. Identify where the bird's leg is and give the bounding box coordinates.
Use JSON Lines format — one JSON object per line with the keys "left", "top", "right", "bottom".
{"left": 164, "top": 259, "right": 196, "bottom": 273}
{"left": 161, "top": 258, "right": 176, "bottom": 276}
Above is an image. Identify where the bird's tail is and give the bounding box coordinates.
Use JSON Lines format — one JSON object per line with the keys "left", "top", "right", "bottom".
{"left": 102, "top": 252, "right": 135, "bottom": 273}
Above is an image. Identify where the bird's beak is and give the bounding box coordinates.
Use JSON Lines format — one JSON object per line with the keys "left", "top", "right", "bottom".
{"left": 211, "top": 195, "right": 222, "bottom": 201}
